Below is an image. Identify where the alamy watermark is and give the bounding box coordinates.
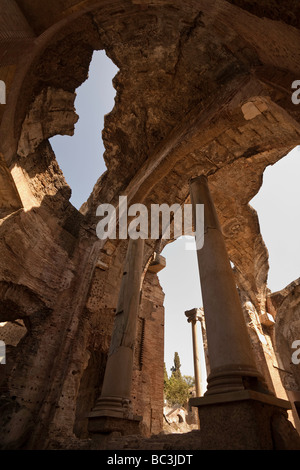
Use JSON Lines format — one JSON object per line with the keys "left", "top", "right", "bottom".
{"left": 0, "top": 80, "right": 6, "bottom": 105}
{"left": 292, "top": 340, "right": 300, "bottom": 365}
{"left": 291, "top": 80, "right": 300, "bottom": 105}
{"left": 0, "top": 340, "right": 6, "bottom": 364}
{"left": 96, "top": 196, "right": 204, "bottom": 250}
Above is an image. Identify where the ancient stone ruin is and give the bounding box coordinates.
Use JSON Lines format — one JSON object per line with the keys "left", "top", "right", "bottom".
{"left": 0, "top": 0, "right": 300, "bottom": 451}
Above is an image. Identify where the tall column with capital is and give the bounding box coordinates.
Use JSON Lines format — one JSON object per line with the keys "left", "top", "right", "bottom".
{"left": 88, "top": 238, "right": 144, "bottom": 434}
{"left": 185, "top": 308, "right": 204, "bottom": 397}
{"left": 189, "top": 175, "right": 267, "bottom": 396}
{"left": 188, "top": 176, "right": 300, "bottom": 450}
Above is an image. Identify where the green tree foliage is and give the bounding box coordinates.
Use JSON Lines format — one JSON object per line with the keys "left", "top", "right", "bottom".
{"left": 171, "top": 352, "right": 181, "bottom": 378}
{"left": 164, "top": 352, "right": 192, "bottom": 406}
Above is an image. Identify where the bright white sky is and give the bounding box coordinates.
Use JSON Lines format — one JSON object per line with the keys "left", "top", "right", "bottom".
{"left": 50, "top": 51, "right": 300, "bottom": 378}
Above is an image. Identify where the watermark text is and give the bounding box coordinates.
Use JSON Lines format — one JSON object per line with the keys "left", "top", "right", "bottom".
{"left": 291, "top": 340, "right": 300, "bottom": 365}
{"left": 0, "top": 340, "right": 6, "bottom": 364}
{"left": 0, "top": 80, "right": 6, "bottom": 104}
{"left": 96, "top": 197, "right": 204, "bottom": 250}
{"left": 291, "top": 80, "right": 300, "bottom": 105}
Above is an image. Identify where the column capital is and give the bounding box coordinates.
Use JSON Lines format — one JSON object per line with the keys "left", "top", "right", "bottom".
{"left": 189, "top": 175, "right": 208, "bottom": 186}
{"left": 185, "top": 307, "right": 204, "bottom": 323}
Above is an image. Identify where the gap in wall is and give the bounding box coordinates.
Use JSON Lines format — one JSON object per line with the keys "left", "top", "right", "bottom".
{"left": 250, "top": 146, "right": 300, "bottom": 293}
{"left": 50, "top": 50, "right": 119, "bottom": 210}
{"left": 158, "top": 236, "right": 205, "bottom": 382}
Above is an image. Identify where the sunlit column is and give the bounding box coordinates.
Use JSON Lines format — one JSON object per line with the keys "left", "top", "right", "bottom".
{"left": 189, "top": 175, "right": 268, "bottom": 396}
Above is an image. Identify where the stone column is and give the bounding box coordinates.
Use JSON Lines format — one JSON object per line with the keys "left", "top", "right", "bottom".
{"left": 198, "top": 308, "right": 210, "bottom": 379}
{"left": 88, "top": 238, "right": 144, "bottom": 434}
{"left": 188, "top": 176, "right": 300, "bottom": 450}
{"left": 185, "top": 308, "right": 203, "bottom": 397}
{"left": 189, "top": 175, "right": 266, "bottom": 395}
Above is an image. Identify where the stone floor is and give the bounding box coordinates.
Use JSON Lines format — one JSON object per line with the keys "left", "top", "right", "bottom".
{"left": 46, "top": 429, "right": 202, "bottom": 451}
{"left": 92, "top": 430, "right": 202, "bottom": 450}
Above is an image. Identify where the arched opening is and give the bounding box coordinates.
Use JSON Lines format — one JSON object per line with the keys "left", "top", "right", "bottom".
{"left": 158, "top": 236, "right": 207, "bottom": 390}
{"left": 157, "top": 236, "right": 208, "bottom": 431}
{"left": 250, "top": 146, "right": 300, "bottom": 293}
{"left": 0, "top": 320, "right": 28, "bottom": 396}
{"left": 50, "top": 50, "right": 118, "bottom": 210}
{"left": 250, "top": 147, "right": 300, "bottom": 433}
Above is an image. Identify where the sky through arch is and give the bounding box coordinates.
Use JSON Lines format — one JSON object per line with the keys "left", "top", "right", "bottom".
{"left": 50, "top": 50, "right": 118, "bottom": 210}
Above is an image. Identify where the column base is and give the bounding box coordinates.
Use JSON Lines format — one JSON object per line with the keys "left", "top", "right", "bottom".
{"left": 190, "top": 390, "right": 300, "bottom": 450}
{"left": 87, "top": 396, "right": 142, "bottom": 436}
{"left": 204, "top": 364, "right": 270, "bottom": 395}
{"left": 88, "top": 415, "right": 142, "bottom": 436}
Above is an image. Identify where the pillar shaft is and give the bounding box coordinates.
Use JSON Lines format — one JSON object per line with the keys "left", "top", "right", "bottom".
{"left": 185, "top": 308, "right": 205, "bottom": 397}
{"left": 191, "top": 320, "right": 202, "bottom": 397}
{"left": 90, "top": 238, "right": 144, "bottom": 420}
{"left": 189, "top": 175, "right": 267, "bottom": 395}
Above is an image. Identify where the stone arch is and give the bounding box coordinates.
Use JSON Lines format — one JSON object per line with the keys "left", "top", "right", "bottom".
{"left": 1, "top": 0, "right": 300, "bottom": 450}
{"left": 272, "top": 280, "right": 300, "bottom": 433}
